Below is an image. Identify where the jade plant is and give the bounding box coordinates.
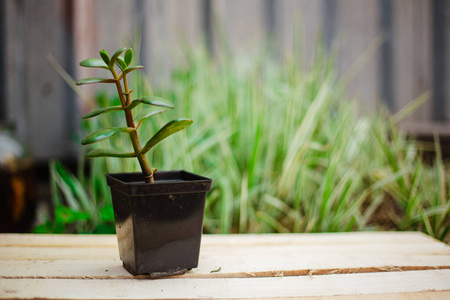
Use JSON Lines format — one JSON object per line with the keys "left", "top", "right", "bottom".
{"left": 76, "top": 47, "right": 192, "bottom": 183}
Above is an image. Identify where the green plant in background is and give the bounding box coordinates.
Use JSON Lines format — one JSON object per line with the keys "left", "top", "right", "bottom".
{"left": 34, "top": 160, "right": 115, "bottom": 233}
{"left": 370, "top": 102, "right": 450, "bottom": 241}
{"left": 76, "top": 47, "right": 192, "bottom": 183}
{"left": 35, "top": 44, "right": 449, "bottom": 242}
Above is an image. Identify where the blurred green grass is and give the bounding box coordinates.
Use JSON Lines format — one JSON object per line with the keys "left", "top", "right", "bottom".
{"left": 35, "top": 46, "right": 449, "bottom": 242}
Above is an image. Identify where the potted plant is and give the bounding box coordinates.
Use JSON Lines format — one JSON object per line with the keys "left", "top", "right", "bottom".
{"left": 76, "top": 47, "right": 212, "bottom": 278}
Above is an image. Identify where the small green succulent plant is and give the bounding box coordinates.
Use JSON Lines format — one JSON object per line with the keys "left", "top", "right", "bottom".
{"left": 76, "top": 47, "right": 192, "bottom": 183}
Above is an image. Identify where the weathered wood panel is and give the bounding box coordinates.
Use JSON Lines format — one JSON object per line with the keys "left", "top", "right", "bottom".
{"left": 3, "top": 0, "right": 77, "bottom": 161}
{"left": 445, "top": 0, "right": 450, "bottom": 122}
{"left": 4, "top": 1, "right": 25, "bottom": 136}
{"left": 274, "top": 0, "right": 324, "bottom": 69}
{"left": 393, "top": 0, "right": 432, "bottom": 122}
{"left": 142, "top": 0, "right": 203, "bottom": 87}
{"left": 1, "top": 0, "right": 448, "bottom": 162}
{"left": 334, "top": 0, "right": 380, "bottom": 111}
{"left": 211, "top": 0, "right": 266, "bottom": 57}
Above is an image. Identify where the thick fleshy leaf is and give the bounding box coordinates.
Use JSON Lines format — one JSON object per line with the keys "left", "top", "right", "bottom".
{"left": 80, "top": 58, "right": 109, "bottom": 69}
{"left": 81, "top": 127, "right": 135, "bottom": 145}
{"left": 99, "top": 50, "right": 110, "bottom": 65}
{"left": 124, "top": 49, "right": 133, "bottom": 66}
{"left": 115, "top": 57, "right": 127, "bottom": 71}
{"left": 124, "top": 66, "right": 144, "bottom": 74}
{"left": 109, "top": 47, "right": 127, "bottom": 68}
{"left": 126, "top": 96, "right": 174, "bottom": 110}
{"left": 140, "top": 119, "right": 193, "bottom": 154}
{"left": 76, "top": 78, "right": 116, "bottom": 85}
{"left": 82, "top": 106, "right": 123, "bottom": 119}
{"left": 134, "top": 109, "right": 167, "bottom": 127}
{"left": 86, "top": 149, "right": 137, "bottom": 158}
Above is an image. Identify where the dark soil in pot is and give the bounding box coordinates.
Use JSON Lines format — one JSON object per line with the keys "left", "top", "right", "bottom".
{"left": 106, "top": 170, "right": 212, "bottom": 278}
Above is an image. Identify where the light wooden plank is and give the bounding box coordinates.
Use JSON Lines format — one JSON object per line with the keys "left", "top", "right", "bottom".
{"left": 1, "top": 251, "right": 449, "bottom": 280}
{"left": 1, "top": 232, "right": 449, "bottom": 279}
{"left": 0, "top": 247, "right": 119, "bottom": 261}
{"left": 200, "top": 231, "right": 444, "bottom": 246}
{"left": 0, "top": 233, "right": 118, "bottom": 247}
{"left": 1, "top": 270, "right": 449, "bottom": 299}
{"left": 1, "top": 232, "right": 448, "bottom": 260}
{"left": 0, "top": 231, "right": 441, "bottom": 247}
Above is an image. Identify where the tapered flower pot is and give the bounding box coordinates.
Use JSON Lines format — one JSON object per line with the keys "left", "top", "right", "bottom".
{"left": 106, "top": 170, "right": 212, "bottom": 278}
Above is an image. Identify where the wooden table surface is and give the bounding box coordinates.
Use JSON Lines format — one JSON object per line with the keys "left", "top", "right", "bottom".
{"left": 0, "top": 232, "right": 449, "bottom": 299}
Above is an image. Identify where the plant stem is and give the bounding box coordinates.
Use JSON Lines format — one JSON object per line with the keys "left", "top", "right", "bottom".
{"left": 111, "top": 68, "right": 154, "bottom": 183}
{"left": 123, "top": 74, "right": 131, "bottom": 106}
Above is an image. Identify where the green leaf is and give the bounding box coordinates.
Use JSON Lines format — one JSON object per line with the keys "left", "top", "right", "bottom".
{"left": 82, "top": 106, "right": 124, "bottom": 119}
{"left": 86, "top": 149, "right": 137, "bottom": 158}
{"left": 99, "top": 50, "right": 110, "bottom": 65}
{"left": 109, "top": 47, "right": 127, "bottom": 68}
{"left": 124, "top": 49, "right": 133, "bottom": 66}
{"left": 115, "top": 57, "right": 127, "bottom": 71}
{"left": 81, "top": 127, "right": 135, "bottom": 145}
{"left": 76, "top": 78, "right": 116, "bottom": 85}
{"left": 140, "top": 119, "right": 193, "bottom": 154}
{"left": 80, "top": 58, "right": 109, "bottom": 69}
{"left": 124, "top": 66, "right": 144, "bottom": 74}
{"left": 134, "top": 109, "right": 167, "bottom": 127}
{"left": 126, "top": 96, "right": 174, "bottom": 110}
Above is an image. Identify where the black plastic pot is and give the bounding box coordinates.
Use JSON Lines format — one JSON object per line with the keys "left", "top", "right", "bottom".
{"left": 106, "top": 170, "right": 212, "bottom": 277}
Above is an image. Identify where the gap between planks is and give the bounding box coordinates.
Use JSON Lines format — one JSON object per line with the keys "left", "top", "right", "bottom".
{"left": 1, "top": 265, "right": 450, "bottom": 280}
{"left": 0, "top": 264, "right": 450, "bottom": 280}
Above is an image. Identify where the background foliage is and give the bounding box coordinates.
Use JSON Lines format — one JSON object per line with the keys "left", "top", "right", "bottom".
{"left": 35, "top": 46, "right": 450, "bottom": 242}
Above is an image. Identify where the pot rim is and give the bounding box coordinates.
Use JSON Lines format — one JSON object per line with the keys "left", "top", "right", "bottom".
{"left": 106, "top": 170, "right": 213, "bottom": 196}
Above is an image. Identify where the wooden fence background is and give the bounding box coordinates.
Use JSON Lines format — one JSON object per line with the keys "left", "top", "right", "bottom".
{"left": 1, "top": 0, "right": 449, "bottom": 162}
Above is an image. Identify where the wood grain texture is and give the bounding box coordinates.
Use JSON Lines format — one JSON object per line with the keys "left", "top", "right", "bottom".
{"left": 1, "top": 270, "right": 449, "bottom": 299}
{"left": 0, "top": 232, "right": 449, "bottom": 299}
